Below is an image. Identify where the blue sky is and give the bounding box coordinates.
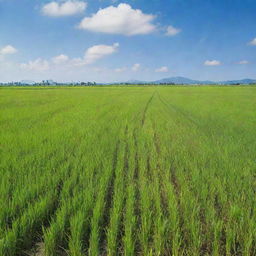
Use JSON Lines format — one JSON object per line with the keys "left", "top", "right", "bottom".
{"left": 0, "top": 0, "right": 256, "bottom": 82}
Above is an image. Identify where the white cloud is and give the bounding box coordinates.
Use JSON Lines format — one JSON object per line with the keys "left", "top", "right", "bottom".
{"left": 248, "top": 38, "right": 256, "bottom": 46}
{"left": 70, "top": 57, "right": 86, "bottom": 66}
{"left": 84, "top": 42, "right": 119, "bottom": 64}
{"left": 18, "top": 43, "right": 118, "bottom": 75}
{"left": 204, "top": 60, "right": 221, "bottom": 66}
{"left": 238, "top": 60, "right": 249, "bottom": 65}
{"left": 131, "top": 63, "right": 141, "bottom": 71}
{"left": 155, "top": 66, "right": 169, "bottom": 72}
{"left": 52, "top": 54, "right": 69, "bottom": 64}
{"left": 42, "top": 1, "right": 87, "bottom": 17}
{"left": 20, "top": 58, "right": 49, "bottom": 71}
{"left": 114, "top": 67, "right": 126, "bottom": 72}
{"left": 0, "top": 45, "right": 17, "bottom": 55}
{"left": 50, "top": 43, "right": 119, "bottom": 67}
{"left": 79, "top": 3, "right": 156, "bottom": 36}
{"left": 165, "top": 25, "right": 181, "bottom": 36}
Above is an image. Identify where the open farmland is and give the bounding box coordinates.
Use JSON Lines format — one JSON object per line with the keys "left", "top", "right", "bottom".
{"left": 0, "top": 86, "right": 256, "bottom": 256}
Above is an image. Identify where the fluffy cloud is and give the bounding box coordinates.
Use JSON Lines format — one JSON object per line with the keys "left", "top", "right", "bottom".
{"left": 238, "top": 60, "right": 249, "bottom": 65}
{"left": 19, "top": 43, "right": 118, "bottom": 73}
{"left": 248, "top": 38, "right": 256, "bottom": 46}
{"left": 155, "top": 66, "right": 169, "bottom": 72}
{"left": 84, "top": 43, "right": 119, "bottom": 64}
{"left": 20, "top": 58, "right": 49, "bottom": 71}
{"left": 204, "top": 60, "right": 221, "bottom": 66}
{"left": 42, "top": 1, "right": 87, "bottom": 17}
{"left": 52, "top": 54, "right": 69, "bottom": 64}
{"left": 165, "top": 25, "right": 181, "bottom": 36}
{"left": 79, "top": 3, "right": 156, "bottom": 36}
{"left": 69, "top": 43, "right": 119, "bottom": 66}
{"left": 131, "top": 63, "right": 141, "bottom": 71}
{"left": 0, "top": 45, "right": 17, "bottom": 55}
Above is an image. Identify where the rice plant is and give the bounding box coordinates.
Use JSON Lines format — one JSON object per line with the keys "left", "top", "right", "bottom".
{"left": 0, "top": 86, "right": 255, "bottom": 255}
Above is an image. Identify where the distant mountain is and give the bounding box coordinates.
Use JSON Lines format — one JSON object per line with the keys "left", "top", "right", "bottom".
{"left": 153, "top": 76, "right": 214, "bottom": 84}
{"left": 220, "top": 79, "right": 256, "bottom": 85}
{"left": 125, "top": 79, "right": 148, "bottom": 84}
{"left": 124, "top": 77, "right": 256, "bottom": 85}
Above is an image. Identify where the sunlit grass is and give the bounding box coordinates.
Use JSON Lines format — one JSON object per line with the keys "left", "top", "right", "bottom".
{"left": 0, "top": 86, "right": 255, "bottom": 255}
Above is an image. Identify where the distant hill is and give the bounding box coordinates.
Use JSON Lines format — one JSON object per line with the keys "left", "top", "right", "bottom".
{"left": 124, "top": 77, "right": 256, "bottom": 85}
{"left": 220, "top": 79, "right": 256, "bottom": 85}
{"left": 125, "top": 79, "right": 148, "bottom": 84}
{"left": 153, "top": 76, "right": 214, "bottom": 84}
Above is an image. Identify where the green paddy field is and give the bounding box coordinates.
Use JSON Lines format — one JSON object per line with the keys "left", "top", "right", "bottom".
{"left": 0, "top": 86, "right": 255, "bottom": 255}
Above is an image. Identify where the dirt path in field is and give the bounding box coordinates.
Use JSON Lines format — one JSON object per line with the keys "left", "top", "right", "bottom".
{"left": 156, "top": 91, "right": 199, "bottom": 127}
{"left": 141, "top": 91, "right": 156, "bottom": 126}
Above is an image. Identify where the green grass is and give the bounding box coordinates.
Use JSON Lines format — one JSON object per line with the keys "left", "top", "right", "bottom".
{"left": 0, "top": 86, "right": 256, "bottom": 255}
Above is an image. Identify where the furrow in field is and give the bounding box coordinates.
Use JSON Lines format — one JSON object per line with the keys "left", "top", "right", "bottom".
{"left": 105, "top": 125, "right": 129, "bottom": 255}
{"left": 150, "top": 120, "right": 169, "bottom": 217}
{"left": 129, "top": 92, "right": 157, "bottom": 255}
{"left": 136, "top": 121, "right": 155, "bottom": 254}
{"left": 137, "top": 150, "right": 153, "bottom": 255}
{"left": 157, "top": 91, "right": 199, "bottom": 127}
{"left": 67, "top": 165, "right": 103, "bottom": 256}
{"left": 168, "top": 160, "right": 202, "bottom": 254}
{"left": 150, "top": 116, "right": 181, "bottom": 255}
{"left": 141, "top": 91, "right": 156, "bottom": 127}
{"left": 122, "top": 127, "right": 137, "bottom": 256}
{"left": 153, "top": 92, "right": 204, "bottom": 255}
{"left": 148, "top": 150, "right": 165, "bottom": 254}
{"left": 155, "top": 91, "right": 235, "bottom": 255}
{"left": 42, "top": 124, "right": 119, "bottom": 256}
{"left": 0, "top": 188, "right": 60, "bottom": 256}
{"left": 131, "top": 127, "right": 141, "bottom": 256}
{"left": 2, "top": 87, "right": 255, "bottom": 255}
{"left": 88, "top": 137, "right": 123, "bottom": 256}
{"left": 43, "top": 172, "right": 85, "bottom": 255}
{"left": 0, "top": 97, "right": 122, "bottom": 231}
{"left": 117, "top": 127, "right": 130, "bottom": 255}
{"left": 67, "top": 94, "right": 130, "bottom": 255}
{"left": 0, "top": 162, "right": 67, "bottom": 235}
{"left": 99, "top": 138, "right": 121, "bottom": 255}
{"left": 68, "top": 176, "right": 95, "bottom": 255}
{"left": 0, "top": 130, "right": 87, "bottom": 236}
{"left": 0, "top": 163, "right": 68, "bottom": 255}
{"left": 67, "top": 138, "right": 120, "bottom": 256}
